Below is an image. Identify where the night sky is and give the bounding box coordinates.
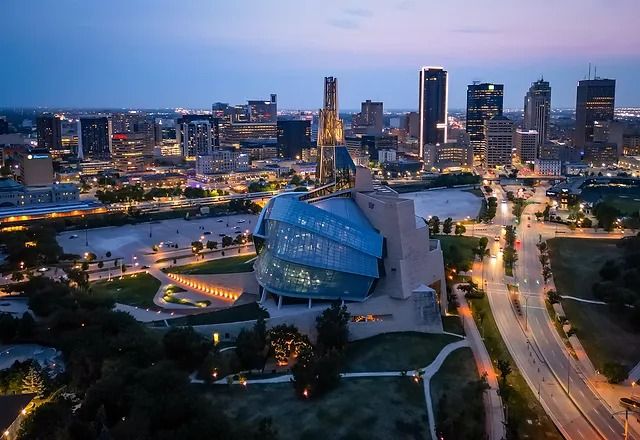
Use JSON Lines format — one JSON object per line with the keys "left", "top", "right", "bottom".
{"left": 1, "top": 0, "right": 639, "bottom": 110}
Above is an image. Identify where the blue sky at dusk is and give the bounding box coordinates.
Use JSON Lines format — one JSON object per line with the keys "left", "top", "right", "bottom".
{"left": 1, "top": 0, "right": 639, "bottom": 110}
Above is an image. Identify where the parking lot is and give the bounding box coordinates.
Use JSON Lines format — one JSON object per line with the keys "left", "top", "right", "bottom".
{"left": 58, "top": 213, "right": 259, "bottom": 261}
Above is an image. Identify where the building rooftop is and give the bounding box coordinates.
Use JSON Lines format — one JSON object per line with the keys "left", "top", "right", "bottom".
{"left": 314, "top": 197, "right": 375, "bottom": 232}
{"left": 0, "top": 393, "right": 36, "bottom": 432}
{"left": 0, "top": 178, "right": 23, "bottom": 192}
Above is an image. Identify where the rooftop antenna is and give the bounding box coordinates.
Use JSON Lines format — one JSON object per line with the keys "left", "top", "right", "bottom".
{"left": 588, "top": 63, "right": 591, "bottom": 80}
{"left": 594, "top": 65, "right": 598, "bottom": 79}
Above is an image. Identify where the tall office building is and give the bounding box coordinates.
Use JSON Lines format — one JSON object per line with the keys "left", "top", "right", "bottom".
{"left": 181, "top": 120, "right": 214, "bottom": 159}
{"left": 177, "top": 115, "right": 220, "bottom": 148}
{"left": 248, "top": 94, "right": 277, "bottom": 123}
{"left": 466, "top": 83, "right": 504, "bottom": 164}
{"left": 515, "top": 130, "right": 539, "bottom": 163}
{"left": 418, "top": 67, "right": 448, "bottom": 159}
{"left": 485, "top": 115, "right": 513, "bottom": 168}
{"left": 353, "top": 100, "right": 384, "bottom": 135}
{"left": 574, "top": 78, "right": 616, "bottom": 149}
{"left": 36, "top": 114, "right": 62, "bottom": 150}
{"left": 79, "top": 117, "right": 112, "bottom": 160}
{"left": 111, "top": 112, "right": 155, "bottom": 163}
{"left": 523, "top": 78, "right": 551, "bottom": 146}
{"left": 277, "top": 120, "right": 311, "bottom": 159}
{"left": 19, "top": 149, "right": 54, "bottom": 186}
{"left": 112, "top": 133, "right": 145, "bottom": 173}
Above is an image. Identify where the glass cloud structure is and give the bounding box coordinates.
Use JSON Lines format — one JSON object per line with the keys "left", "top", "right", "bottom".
{"left": 253, "top": 193, "right": 383, "bottom": 301}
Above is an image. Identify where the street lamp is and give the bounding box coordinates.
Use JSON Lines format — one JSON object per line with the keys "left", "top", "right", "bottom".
{"left": 611, "top": 409, "right": 630, "bottom": 440}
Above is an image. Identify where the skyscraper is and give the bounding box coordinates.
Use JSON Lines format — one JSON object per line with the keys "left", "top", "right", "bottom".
{"left": 248, "top": 94, "right": 277, "bottom": 123}
{"left": 112, "top": 133, "right": 145, "bottom": 173}
{"left": 36, "top": 114, "right": 62, "bottom": 150}
{"left": 0, "top": 117, "right": 10, "bottom": 135}
{"left": 485, "top": 115, "right": 513, "bottom": 168}
{"left": 111, "top": 112, "right": 155, "bottom": 163}
{"left": 466, "top": 83, "right": 504, "bottom": 164}
{"left": 523, "top": 78, "right": 551, "bottom": 147}
{"left": 181, "top": 120, "right": 214, "bottom": 158}
{"left": 353, "top": 100, "right": 384, "bottom": 135}
{"left": 79, "top": 117, "right": 111, "bottom": 160}
{"left": 419, "top": 67, "right": 448, "bottom": 159}
{"left": 317, "top": 77, "right": 345, "bottom": 184}
{"left": 574, "top": 78, "right": 616, "bottom": 149}
{"left": 277, "top": 120, "right": 311, "bottom": 159}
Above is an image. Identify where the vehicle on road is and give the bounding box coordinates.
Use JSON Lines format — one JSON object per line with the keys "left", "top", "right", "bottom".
{"left": 217, "top": 219, "right": 224, "bottom": 222}
{"left": 237, "top": 219, "right": 246, "bottom": 223}
{"left": 69, "top": 234, "right": 78, "bottom": 239}
{"left": 203, "top": 231, "right": 211, "bottom": 235}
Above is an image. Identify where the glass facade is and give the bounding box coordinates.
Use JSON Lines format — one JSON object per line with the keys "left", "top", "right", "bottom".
{"left": 253, "top": 194, "right": 383, "bottom": 301}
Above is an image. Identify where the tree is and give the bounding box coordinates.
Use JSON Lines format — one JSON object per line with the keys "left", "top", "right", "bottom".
{"left": 0, "top": 313, "right": 18, "bottom": 343}
{"left": 268, "top": 324, "right": 310, "bottom": 366}
{"left": 428, "top": 216, "right": 441, "bottom": 235}
{"left": 599, "top": 260, "right": 620, "bottom": 281}
{"left": 97, "top": 261, "right": 104, "bottom": 269}
{"left": 602, "top": 362, "right": 629, "bottom": 384}
{"left": 315, "top": 302, "right": 350, "bottom": 354}
{"left": 253, "top": 418, "right": 279, "bottom": 440}
{"left": 221, "top": 235, "right": 233, "bottom": 248}
{"left": 206, "top": 240, "right": 218, "bottom": 250}
{"left": 593, "top": 202, "right": 621, "bottom": 231}
{"left": 105, "top": 251, "right": 112, "bottom": 258}
{"left": 191, "top": 241, "right": 204, "bottom": 254}
{"left": 67, "top": 267, "right": 89, "bottom": 288}
{"left": 236, "top": 317, "right": 267, "bottom": 371}
{"left": 162, "top": 327, "right": 210, "bottom": 371}
{"left": 496, "top": 359, "right": 512, "bottom": 384}
{"left": 11, "top": 271, "right": 24, "bottom": 282}
{"left": 546, "top": 290, "right": 561, "bottom": 304}
{"left": 442, "top": 217, "right": 453, "bottom": 235}
{"left": 81, "top": 261, "right": 89, "bottom": 271}
{"left": 542, "top": 266, "right": 552, "bottom": 284}
{"left": 454, "top": 223, "right": 466, "bottom": 236}
{"left": 22, "top": 364, "right": 45, "bottom": 397}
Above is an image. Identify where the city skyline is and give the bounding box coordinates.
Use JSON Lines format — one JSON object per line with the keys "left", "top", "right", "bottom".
{"left": 2, "top": 0, "right": 640, "bottom": 110}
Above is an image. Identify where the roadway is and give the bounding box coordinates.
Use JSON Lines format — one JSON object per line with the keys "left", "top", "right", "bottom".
{"left": 474, "top": 184, "right": 631, "bottom": 439}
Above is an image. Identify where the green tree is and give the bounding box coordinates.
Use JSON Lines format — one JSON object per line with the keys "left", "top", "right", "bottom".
{"left": 496, "top": 359, "right": 512, "bottom": 384}
{"left": 254, "top": 418, "right": 279, "bottom": 440}
{"left": 22, "top": 364, "right": 45, "bottom": 397}
{"left": 206, "top": 240, "right": 218, "bottom": 250}
{"left": 428, "top": 216, "right": 441, "bottom": 235}
{"left": 191, "top": 241, "right": 204, "bottom": 254}
{"left": 442, "top": 217, "right": 453, "bottom": 235}
{"left": 602, "top": 362, "right": 629, "bottom": 384}
{"left": 315, "top": 302, "right": 350, "bottom": 354}
{"left": 162, "top": 327, "right": 210, "bottom": 371}
{"left": 236, "top": 317, "right": 268, "bottom": 371}
{"left": 454, "top": 223, "right": 466, "bottom": 236}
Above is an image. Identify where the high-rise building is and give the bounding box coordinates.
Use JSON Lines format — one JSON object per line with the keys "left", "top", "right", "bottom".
{"left": 221, "top": 122, "right": 277, "bottom": 145}
{"left": 177, "top": 115, "right": 220, "bottom": 148}
{"left": 276, "top": 120, "right": 311, "bottom": 159}
{"left": 19, "top": 149, "right": 54, "bottom": 186}
{"left": 406, "top": 112, "right": 420, "bottom": 139}
{"left": 466, "top": 83, "right": 504, "bottom": 164}
{"left": 514, "top": 130, "right": 539, "bottom": 163}
{"left": 181, "top": 120, "right": 214, "bottom": 159}
{"left": 317, "top": 77, "right": 345, "bottom": 184}
{"left": 248, "top": 94, "right": 277, "bottom": 123}
{"left": 485, "top": 115, "right": 513, "bottom": 168}
{"left": 111, "top": 112, "right": 155, "bottom": 161}
{"left": 111, "top": 133, "right": 145, "bottom": 173}
{"left": 418, "top": 67, "right": 448, "bottom": 158}
{"left": 574, "top": 78, "right": 616, "bottom": 149}
{"left": 523, "top": 78, "right": 551, "bottom": 146}
{"left": 353, "top": 100, "right": 384, "bottom": 135}
{"left": 79, "top": 117, "right": 112, "bottom": 160}
{"left": 36, "top": 114, "right": 62, "bottom": 150}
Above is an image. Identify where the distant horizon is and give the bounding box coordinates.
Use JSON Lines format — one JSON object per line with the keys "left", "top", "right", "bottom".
{"left": 2, "top": 1, "right": 640, "bottom": 109}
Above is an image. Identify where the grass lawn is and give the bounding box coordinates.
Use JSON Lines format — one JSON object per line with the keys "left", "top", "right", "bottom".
{"left": 463, "top": 188, "right": 484, "bottom": 198}
{"left": 203, "top": 378, "right": 428, "bottom": 440}
{"left": 603, "top": 195, "right": 640, "bottom": 216}
{"left": 90, "top": 273, "right": 161, "bottom": 308}
{"left": 166, "top": 254, "right": 256, "bottom": 275}
{"left": 430, "top": 348, "right": 484, "bottom": 439}
{"left": 344, "top": 332, "right": 458, "bottom": 372}
{"left": 442, "top": 315, "right": 464, "bottom": 335}
{"left": 469, "top": 296, "right": 563, "bottom": 440}
{"left": 165, "top": 302, "right": 268, "bottom": 326}
{"left": 548, "top": 237, "right": 640, "bottom": 369}
{"left": 436, "top": 235, "right": 480, "bottom": 271}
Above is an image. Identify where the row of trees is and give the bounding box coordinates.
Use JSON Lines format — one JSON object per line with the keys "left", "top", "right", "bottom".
{"left": 536, "top": 241, "right": 553, "bottom": 285}
{"left": 428, "top": 216, "right": 466, "bottom": 236}
{"left": 95, "top": 185, "right": 230, "bottom": 204}
{"left": 482, "top": 196, "right": 498, "bottom": 222}
{"left": 503, "top": 226, "right": 518, "bottom": 274}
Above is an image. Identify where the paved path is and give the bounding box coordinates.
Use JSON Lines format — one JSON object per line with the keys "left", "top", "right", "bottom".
{"left": 204, "top": 339, "right": 471, "bottom": 440}
{"left": 560, "top": 295, "right": 607, "bottom": 305}
{"left": 456, "top": 291, "right": 506, "bottom": 440}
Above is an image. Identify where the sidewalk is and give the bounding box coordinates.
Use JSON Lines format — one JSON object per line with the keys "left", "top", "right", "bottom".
{"left": 457, "top": 290, "right": 506, "bottom": 440}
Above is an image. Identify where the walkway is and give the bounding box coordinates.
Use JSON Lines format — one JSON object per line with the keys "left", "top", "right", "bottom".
{"left": 560, "top": 295, "right": 606, "bottom": 305}
{"left": 203, "top": 339, "right": 471, "bottom": 440}
{"left": 456, "top": 289, "right": 507, "bottom": 440}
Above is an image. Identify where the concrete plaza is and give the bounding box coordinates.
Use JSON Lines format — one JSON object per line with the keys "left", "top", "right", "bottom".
{"left": 58, "top": 213, "right": 259, "bottom": 261}
{"left": 403, "top": 188, "right": 482, "bottom": 221}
